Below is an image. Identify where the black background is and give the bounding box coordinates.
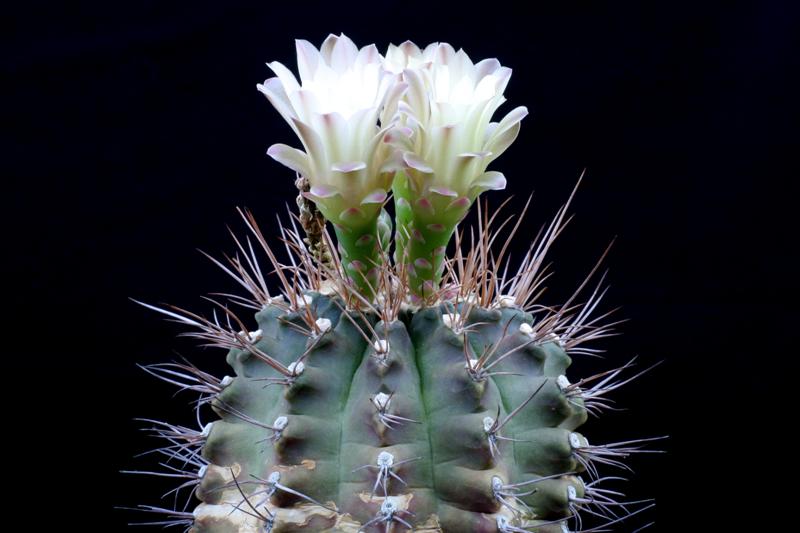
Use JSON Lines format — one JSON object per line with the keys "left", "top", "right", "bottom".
{"left": 6, "top": 1, "right": 798, "bottom": 530}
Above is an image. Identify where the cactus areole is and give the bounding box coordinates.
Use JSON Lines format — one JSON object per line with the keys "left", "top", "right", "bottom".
{"left": 130, "top": 35, "right": 660, "bottom": 532}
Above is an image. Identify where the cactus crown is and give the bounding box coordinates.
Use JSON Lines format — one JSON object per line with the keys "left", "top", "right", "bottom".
{"left": 127, "top": 35, "right": 661, "bottom": 533}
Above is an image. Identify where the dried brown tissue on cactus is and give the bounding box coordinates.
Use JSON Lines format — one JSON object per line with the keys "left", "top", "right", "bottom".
{"left": 125, "top": 34, "right": 664, "bottom": 532}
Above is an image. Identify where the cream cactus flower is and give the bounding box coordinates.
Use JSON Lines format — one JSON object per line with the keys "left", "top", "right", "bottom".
{"left": 258, "top": 33, "right": 405, "bottom": 227}
{"left": 384, "top": 41, "right": 528, "bottom": 298}
{"left": 258, "top": 34, "right": 407, "bottom": 294}
{"left": 387, "top": 41, "right": 527, "bottom": 203}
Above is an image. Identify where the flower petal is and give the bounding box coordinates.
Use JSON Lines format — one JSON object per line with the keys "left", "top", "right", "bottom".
{"left": 401, "top": 68, "right": 429, "bottom": 120}
{"left": 435, "top": 43, "right": 457, "bottom": 66}
{"left": 308, "top": 184, "right": 340, "bottom": 198}
{"left": 487, "top": 106, "right": 528, "bottom": 145}
{"left": 267, "top": 143, "right": 311, "bottom": 176}
{"left": 257, "top": 78, "right": 298, "bottom": 125}
{"left": 379, "top": 151, "right": 407, "bottom": 174}
{"left": 320, "top": 34, "right": 339, "bottom": 63}
{"left": 330, "top": 34, "right": 359, "bottom": 73}
{"left": 474, "top": 74, "right": 499, "bottom": 101}
{"left": 339, "top": 206, "right": 365, "bottom": 223}
{"left": 313, "top": 111, "right": 348, "bottom": 161}
{"left": 355, "top": 43, "right": 380, "bottom": 68}
{"left": 429, "top": 186, "right": 458, "bottom": 198}
{"left": 486, "top": 120, "right": 522, "bottom": 162}
{"left": 472, "top": 171, "right": 507, "bottom": 192}
{"left": 267, "top": 61, "right": 300, "bottom": 94}
{"left": 290, "top": 117, "right": 327, "bottom": 174}
{"left": 361, "top": 189, "right": 388, "bottom": 205}
{"left": 287, "top": 89, "right": 323, "bottom": 123}
{"left": 474, "top": 58, "right": 501, "bottom": 79}
{"left": 332, "top": 161, "right": 367, "bottom": 173}
{"left": 403, "top": 152, "right": 434, "bottom": 173}
{"left": 446, "top": 196, "right": 470, "bottom": 212}
{"left": 295, "top": 39, "right": 321, "bottom": 83}
{"left": 493, "top": 66, "right": 512, "bottom": 95}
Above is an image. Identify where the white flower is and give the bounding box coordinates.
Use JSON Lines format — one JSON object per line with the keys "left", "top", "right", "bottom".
{"left": 386, "top": 41, "right": 527, "bottom": 208}
{"left": 258, "top": 34, "right": 406, "bottom": 226}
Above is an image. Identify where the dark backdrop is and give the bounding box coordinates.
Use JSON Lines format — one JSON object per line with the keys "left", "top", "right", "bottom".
{"left": 6, "top": 1, "right": 798, "bottom": 530}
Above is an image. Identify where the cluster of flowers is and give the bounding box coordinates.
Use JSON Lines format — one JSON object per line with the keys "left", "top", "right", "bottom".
{"left": 259, "top": 34, "right": 527, "bottom": 230}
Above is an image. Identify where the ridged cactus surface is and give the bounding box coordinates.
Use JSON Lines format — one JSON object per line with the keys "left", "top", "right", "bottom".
{"left": 191, "top": 294, "right": 586, "bottom": 532}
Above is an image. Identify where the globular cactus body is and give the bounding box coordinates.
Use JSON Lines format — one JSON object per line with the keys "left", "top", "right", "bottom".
{"left": 191, "top": 294, "right": 586, "bottom": 532}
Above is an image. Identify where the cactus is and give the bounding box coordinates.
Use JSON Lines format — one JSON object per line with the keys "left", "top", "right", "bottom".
{"left": 127, "top": 35, "right": 660, "bottom": 532}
